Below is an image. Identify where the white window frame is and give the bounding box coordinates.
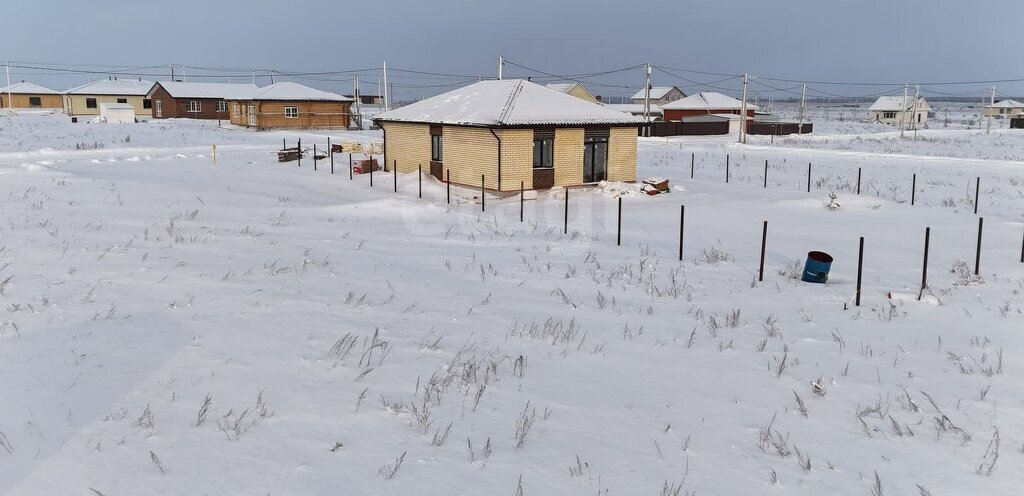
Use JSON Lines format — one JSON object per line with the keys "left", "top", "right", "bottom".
{"left": 187, "top": 100, "right": 201, "bottom": 113}
{"left": 217, "top": 100, "right": 227, "bottom": 113}
{"left": 284, "top": 106, "right": 299, "bottom": 118}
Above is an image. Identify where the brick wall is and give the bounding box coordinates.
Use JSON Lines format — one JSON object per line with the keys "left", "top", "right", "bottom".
{"left": 443, "top": 125, "right": 498, "bottom": 189}
{"left": 380, "top": 123, "right": 637, "bottom": 190}
{"left": 381, "top": 122, "right": 431, "bottom": 173}
{"left": 554, "top": 128, "right": 584, "bottom": 186}
{"left": 607, "top": 127, "right": 637, "bottom": 182}
{"left": 498, "top": 128, "right": 532, "bottom": 191}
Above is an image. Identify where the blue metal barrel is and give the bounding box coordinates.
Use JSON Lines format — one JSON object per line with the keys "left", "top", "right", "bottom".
{"left": 801, "top": 251, "right": 833, "bottom": 283}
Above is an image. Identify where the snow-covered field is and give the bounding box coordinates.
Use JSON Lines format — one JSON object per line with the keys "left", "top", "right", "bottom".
{"left": 1, "top": 112, "right": 1023, "bottom": 495}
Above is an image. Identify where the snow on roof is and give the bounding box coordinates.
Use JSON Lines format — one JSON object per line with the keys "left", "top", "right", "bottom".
{"left": 869, "top": 95, "right": 930, "bottom": 111}
{"left": 660, "top": 92, "right": 759, "bottom": 111}
{"left": 66, "top": 79, "right": 156, "bottom": 96}
{"left": 152, "top": 81, "right": 258, "bottom": 100}
{"left": 0, "top": 81, "right": 60, "bottom": 95}
{"left": 986, "top": 99, "right": 1024, "bottom": 108}
{"left": 240, "top": 82, "right": 352, "bottom": 102}
{"left": 375, "top": 79, "right": 644, "bottom": 127}
{"left": 681, "top": 114, "right": 739, "bottom": 123}
{"left": 630, "top": 86, "right": 681, "bottom": 100}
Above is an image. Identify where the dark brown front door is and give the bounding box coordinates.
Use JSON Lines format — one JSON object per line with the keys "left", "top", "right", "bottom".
{"left": 430, "top": 161, "right": 443, "bottom": 181}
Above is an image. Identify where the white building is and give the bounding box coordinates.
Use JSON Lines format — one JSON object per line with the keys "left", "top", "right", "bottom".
{"left": 984, "top": 99, "right": 1024, "bottom": 118}
{"left": 869, "top": 95, "right": 931, "bottom": 126}
{"left": 99, "top": 102, "right": 136, "bottom": 124}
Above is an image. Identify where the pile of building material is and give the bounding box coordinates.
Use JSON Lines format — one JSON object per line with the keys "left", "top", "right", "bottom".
{"left": 352, "top": 159, "right": 379, "bottom": 174}
{"left": 277, "top": 147, "right": 302, "bottom": 162}
{"left": 641, "top": 177, "right": 670, "bottom": 195}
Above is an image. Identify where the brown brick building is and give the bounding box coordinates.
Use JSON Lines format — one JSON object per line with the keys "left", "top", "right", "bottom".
{"left": 226, "top": 82, "right": 353, "bottom": 130}
{"left": 661, "top": 92, "right": 758, "bottom": 122}
{"left": 147, "top": 82, "right": 257, "bottom": 120}
{"left": 374, "top": 79, "right": 643, "bottom": 191}
{"left": 0, "top": 81, "right": 63, "bottom": 109}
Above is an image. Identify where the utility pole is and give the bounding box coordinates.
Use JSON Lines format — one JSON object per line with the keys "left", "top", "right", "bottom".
{"left": 498, "top": 56, "right": 504, "bottom": 80}
{"left": 353, "top": 74, "right": 362, "bottom": 129}
{"left": 382, "top": 61, "right": 389, "bottom": 112}
{"left": 987, "top": 86, "right": 995, "bottom": 133}
{"left": 5, "top": 61, "right": 11, "bottom": 110}
{"left": 643, "top": 62, "right": 652, "bottom": 137}
{"left": 912, "top": 84, "right": 921, "bottom": 139}
{"left": 739, "top": 73, "right": 749, "bottom": 144}
{"left": 798, "top": 83, "right": 806, "bottom": 133}
{"left": 900, "top": 83, "right": 908, "bottom": 138}
{"left": 251, "top": 69, "right": 256, "bottom": 85}
{"left": 270, "top": 70, "right": 276, "bottom": 84}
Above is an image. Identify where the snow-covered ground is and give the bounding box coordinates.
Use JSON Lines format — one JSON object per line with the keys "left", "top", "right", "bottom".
{"left": 1, "top": 112, "right": 1022, "bottom": 495}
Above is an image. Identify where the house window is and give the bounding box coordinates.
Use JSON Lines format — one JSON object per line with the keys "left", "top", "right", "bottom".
{"left": 284, "top": 106, "right": 299, "bottom": 118}
{"left": 117, "top": 98, "right": 128, "bottom": 104}
{"left": 430, "top": 126, "right": 443, "bottom": 162}
{"left": 187, "top": 101, "right": 201, "bottom": 113}
{"left": 532, "top": 129, "right": 554, "bottom": 169}
{"left": 143, "top": 99, "right": 152, "bottom": 109}
{"left": 217, "top": 101, "right": 227, "bottom": 113}
{"left": 86, "top": 98, "right": 97, "bottom": 109}
{"left": 233, "top": 103, "right": 240, "bottom": 116}
{"left": 882, "top": 111, "right": 896, "bottom": 119}
{"left": 29, "top": 97, "right": 41, "bottom": 108}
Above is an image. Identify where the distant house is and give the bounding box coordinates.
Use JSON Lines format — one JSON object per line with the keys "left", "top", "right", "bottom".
{"left": 630, "top": 86, "right": 686, "bottom": 105}
{"left": 545, "top": 82, "right": 599, "bottom": 103}
{"left": 984, "top": 99, "right": 1024, "bottom": 118}
{"left": 661, "top": 92, "right": 758, "bottom": 122}
{"left": 869, "top": 95, "right": 931, "bottom": 126}
{"left": 0, "top": 81, "right": 63, "bottom": 109}
{"left": 63, "top": 78, "right": 156, "bottom": 117}
{"left": 226, "top": 82, "right": 353, "bottom": 129}
{"left": 147, "top": 82, "right": 257, "bottom": 120}
{"left": 344, "top": 93, "right": 384, "bottom": 105}
{"left": 603, "top": 103, "right": 663, "bottom": 120}
{"left": 374, "top": 79, "right": 643, "bottom": 191}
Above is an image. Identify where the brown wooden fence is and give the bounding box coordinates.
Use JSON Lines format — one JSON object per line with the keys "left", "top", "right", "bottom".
{"left": 643, "top": 121, "right": 730, "bottom": 137}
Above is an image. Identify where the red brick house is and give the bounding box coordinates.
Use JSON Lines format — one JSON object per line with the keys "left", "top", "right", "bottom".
{"left": 661, "top": 92, "right": 758, "bottom": 122}
{"left": 147, "top": 82, "right": 257, "bottom": 120}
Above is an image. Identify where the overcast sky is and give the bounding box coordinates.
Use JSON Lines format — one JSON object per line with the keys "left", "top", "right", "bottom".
{"left": 5, "top": 0, "right": 1023, "bottom": 100}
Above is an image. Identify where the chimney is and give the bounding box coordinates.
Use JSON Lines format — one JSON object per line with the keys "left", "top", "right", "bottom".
{"left": 595, "top": 95, "right": 602, "bottom": 102}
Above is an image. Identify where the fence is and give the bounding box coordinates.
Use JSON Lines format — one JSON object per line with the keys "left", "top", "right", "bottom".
{"left": 274, "top": 137, "right": 1024, "bottom": 310}
{"left": 747, "top": 122, "right": 813, "bottom": 135}
{"left": 644, "top": 121, "right": 730, "bottom": 137}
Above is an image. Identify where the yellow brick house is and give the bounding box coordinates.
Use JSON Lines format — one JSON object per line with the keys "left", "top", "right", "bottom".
{"left": 63, "top": 78, "right": 155, "bottom": 118}
{"left": 373, "top": 79, "right": 643, "bottom": 192}
{"left": 545, "top": 82, "right": 600, "bottom": 103}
